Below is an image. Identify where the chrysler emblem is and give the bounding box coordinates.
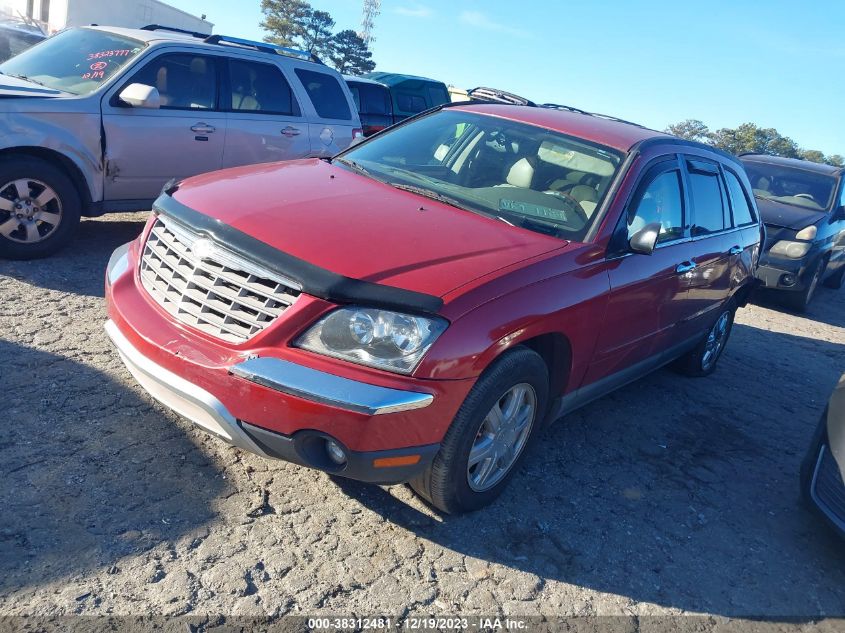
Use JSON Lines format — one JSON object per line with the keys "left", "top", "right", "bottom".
{"left": 191, "top": 238, "right": 216, "bottom": 260}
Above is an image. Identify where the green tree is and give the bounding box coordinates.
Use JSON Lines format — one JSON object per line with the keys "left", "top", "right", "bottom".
{"left": 665, "top": 119, "right": 712, "bottom": 144}
{"left": 710, "top": 123, "right": 799, "bottom": 158}
{"left": 800, "top": 149, "right": 826, "bottom": 164}
{"left": 299, "top": 9, "right": 335, "bottom": 57}
{"left": 260, "top": 0, "right": 310, "bottom": 47}
{"left": 327, "top": 29, "right": 375, "bottom": 75}
{"left": 827, "top": 155, "right": 844, "bottom": 167}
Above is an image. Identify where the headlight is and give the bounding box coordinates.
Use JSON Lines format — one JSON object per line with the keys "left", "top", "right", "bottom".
{"left": 295, "top": 307, "right": 448, "bottom": 374}
{"left": 768, "top": 240, "right": 812, "bottom": 259}
{"left": 795, "top": 225, "right": 818, "bottom": 240}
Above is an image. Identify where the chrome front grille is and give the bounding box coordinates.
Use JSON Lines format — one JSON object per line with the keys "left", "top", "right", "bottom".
{"left": 139, "top": 216, "right": 301, "bottom": 343}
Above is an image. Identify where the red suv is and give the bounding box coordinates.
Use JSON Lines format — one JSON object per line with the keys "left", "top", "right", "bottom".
{"left": 105, "top": 104, "right": 761, "bottom": 513}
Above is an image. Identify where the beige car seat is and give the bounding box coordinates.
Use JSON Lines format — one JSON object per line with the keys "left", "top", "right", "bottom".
{"left": 498, "top": 157, "right": 535, "bottom": 188}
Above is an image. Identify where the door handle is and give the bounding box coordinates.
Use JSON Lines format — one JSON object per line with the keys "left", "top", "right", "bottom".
{"left": 281, "top": 126, "right": 301, "bottom": 137}
{"left": 676, "top": 261, "right": 697, "bottom": 274}
{"left": 190, "top": 123, "right": 215, "bottom": 134}
{"left": 728, "top": 245, "right": 743, "bottom": 255}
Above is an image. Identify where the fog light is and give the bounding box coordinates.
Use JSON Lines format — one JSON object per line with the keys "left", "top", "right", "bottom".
{"left": 325, "top": 439, "right": 347, "bottom": 465}
{"left": 781, "top": 274, "right": 797, "bottom": 287}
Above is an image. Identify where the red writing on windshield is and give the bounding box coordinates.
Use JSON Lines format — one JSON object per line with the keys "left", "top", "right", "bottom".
{"left": 87, "top": 49, "right": 132, "bottom": 60}
{"left": 81, "top": 71, "right": 106, "bottom": 81}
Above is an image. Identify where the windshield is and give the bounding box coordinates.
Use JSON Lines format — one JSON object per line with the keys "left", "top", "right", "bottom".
{"left": 339, "top": 109, "right": 624, "bottom": 241}
{"left": 0, "top": 28, "right": 144, "bottom": 95}
{"left": 741, "top": 160, "right": 837, "bottom": 211}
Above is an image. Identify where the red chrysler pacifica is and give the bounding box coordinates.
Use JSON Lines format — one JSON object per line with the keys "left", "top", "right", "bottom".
{"left": 105, "top": 103, "right": 761, "bottom": 513}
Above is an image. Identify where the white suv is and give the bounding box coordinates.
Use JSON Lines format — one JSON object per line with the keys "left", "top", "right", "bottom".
{"left": 0, "top": 25, "right": 362, "bottom": 259}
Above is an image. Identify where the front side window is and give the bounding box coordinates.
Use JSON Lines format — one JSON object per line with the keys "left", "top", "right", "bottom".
{"left": 294, "top": 69, "right": 351, "bottom": 120}
{"left": 229, "top": 59, "right": 298, "bottom": 115}
{"left": 741, "top": 159, "right": 837, "bottom": 211}
{"left": 724, "top": 170, "right": 756, "bottom": 226}
{"left": 339, "top": 109, "right": 623, "bottom": 241}
{"left": 0, "top": 27, "right": 144, "bottom": 95}
{"left": 627, "top": 170, "right": 685, "bottom": 243}
{"left": 129, "top": 54, "right": 217, "bottom": 110}
{"left": 687, "top": 163, "right": 728, "bottom": 236}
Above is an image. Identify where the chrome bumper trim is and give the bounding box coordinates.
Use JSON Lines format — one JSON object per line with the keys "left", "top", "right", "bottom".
{"left": 104, "top": 320, "right": 267, "bottom": 456}
{"left": 229, "top": 357, "right": 434, "bottom": 416}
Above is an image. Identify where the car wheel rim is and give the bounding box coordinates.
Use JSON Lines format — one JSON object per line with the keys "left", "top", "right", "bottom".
{"left": 702, "top": 311, "right": 730, "bottom": 371}
{"left": 467, "top": 382, "right": 537, "bottom": 492}
{"left": 0, "top": 178, "right": 62, "bottom": 244}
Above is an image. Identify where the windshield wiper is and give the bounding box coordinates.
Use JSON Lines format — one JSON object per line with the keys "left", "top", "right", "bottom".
{"left": 388, "top": 182, "right": 474, "bottom": 211}
{"left": 334, "top": 157, "right": 371, "bottom": 177}
{"left": 5, "top": 73, "right": 49, "bottom": 88}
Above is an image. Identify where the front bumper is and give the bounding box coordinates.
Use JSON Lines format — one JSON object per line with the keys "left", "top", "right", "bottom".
{"left": 755, "top": 253, "right": 810, "bottom": 292}
{"left": 104, "top": 240, "right": 473, "bottom": 484}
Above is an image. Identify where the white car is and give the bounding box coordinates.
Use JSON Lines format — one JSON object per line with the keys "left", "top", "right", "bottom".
{"left": 0, "top": 25, "right": 362, "bottom": 259}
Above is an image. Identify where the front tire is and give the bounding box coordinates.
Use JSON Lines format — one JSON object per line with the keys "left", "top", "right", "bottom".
{"left": 672, "top": 303, "right": 735, "bottom": 377}
{"left": 823, "top": 262, "right": 844, "bottom": 290}
{"left": 784, "top": 258, "right": 825, "bottom": 312}
{"left": 409, "top": 346, "right": 549, "bottom": 514}
{"left": 0, "top": 157, "right": 81, "bottom": 260}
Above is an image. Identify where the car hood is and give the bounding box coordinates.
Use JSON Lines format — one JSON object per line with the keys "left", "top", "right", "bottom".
{"left": 757, "top": 196, "right": 827, "bottom": 231}
{"left": 0, "top": 74, "right": 63, "bottom": 98}
{"left": 171, "top": 159, "right": 568, "bottom": 299}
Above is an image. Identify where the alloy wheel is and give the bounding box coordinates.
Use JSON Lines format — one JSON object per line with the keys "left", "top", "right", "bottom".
{"left": 702, "top": 311, "right": 731, "bottom": 372}
{"left": 0, "top": 179, "right": 62, "bottom": 244}
{"left": 467, "top": 382, "right": 537, "bottom": 492}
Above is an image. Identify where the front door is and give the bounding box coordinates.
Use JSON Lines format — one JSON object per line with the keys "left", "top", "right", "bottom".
{"left": 102, "top": 52, "right": 226, "bottom": 201}
{"left": 221, "top": 58, "right": 311, "bottom": 168}
{"left": 585, "top": 160, "right": 697, "bottom": 384}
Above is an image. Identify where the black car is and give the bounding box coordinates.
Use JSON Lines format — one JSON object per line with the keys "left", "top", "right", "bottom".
{"left": 740, "top": 154, "right": 845, "bottom": 311}
{"left": 801, "top": 374, "right": 845, "bottom": 539}
{"left": 0, "top": 20, "right": 45, "bottom": 63}
{"left": 343, "top": 75, "right": 394, "bottom": 137}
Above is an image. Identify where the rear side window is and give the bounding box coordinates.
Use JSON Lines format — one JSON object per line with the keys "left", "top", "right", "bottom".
{"left": 687, "top": 160, "right": 729, "bottom": 235}
{"left": 294, "top": 69, "right": 351, "bottom": 120}
{"left": 723, "top": 170, "right": 756, "bottom": 226}
{"left": 130, "top": 53, "right": 217, "bottom": 110}
{"left": 229, "top": 59, "right": 299, "bottom": 115}
{"left": 627, "top": 169, "right": 685, "bottom": 243}
{"left": 397, "top": 93, "right": 427, "bottom": 113}
{"left": 426, "top": 85, "right": 448, "bottom": 107}
{"left": 348, "top": 82, "right": 391, "bottom": 115}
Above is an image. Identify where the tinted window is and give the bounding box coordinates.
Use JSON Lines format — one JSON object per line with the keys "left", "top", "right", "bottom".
{"left": 130, "top": 53, "right": 217, "bottom": 110}
{"left": 229, "top": 60, "right": 298, "bottom": 115}
{"left": 348, "top": 81, "right": 391, "bottom": 115}
{"left": 688, "top": 165, "right": 727, "bottom": 236}
{"left": 294, "top": 69, "right": 351, "bottom": 120}
{"left": 426, "top": 85, "right": 448, "bottom": 107}
{"left": 724, "top": 170, "right": 755, "bottom": 226}
{"left": 396, "top": 93, "right": 427, "bottom": 113}
{"left": 627, "top": 170, "right": 685, "bottom": 243}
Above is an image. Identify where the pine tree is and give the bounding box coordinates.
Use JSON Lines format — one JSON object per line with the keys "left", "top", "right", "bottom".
{"left": 327, "top": 29, "right": 375, "bottom": 75}
{"left": 299, "top": 9, "right": 335, "bottom": 58}
{"left": 260, "top": 0, "right": 310, "bottom": 47}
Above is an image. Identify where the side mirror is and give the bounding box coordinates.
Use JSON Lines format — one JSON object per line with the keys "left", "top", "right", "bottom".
{"left": 628, "top": 222, "right": 661, "bottom": 255}
{"left": 118, "top": 83, "right": 160, "bottom": 109}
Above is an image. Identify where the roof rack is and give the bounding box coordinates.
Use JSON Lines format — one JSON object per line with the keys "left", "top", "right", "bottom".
{"left": 141, "top": 24, "right": 208, "bottom": 39}
{"left": 203, "top": 34, "right": 323, "bottom": 64}
{"left": 467, "top": 87, "right": 536, "bottom": 107}
{"left": 541, "top": 103, "right": 590, "bottom": 115}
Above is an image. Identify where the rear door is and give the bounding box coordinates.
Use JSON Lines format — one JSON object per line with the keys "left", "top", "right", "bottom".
{"left": 682, "top": 157, "right": 735, "bottom": 330}
{"left": 293, "top": 67, "right": 357, "bottom": 156}
{"left": 102, "top": 51, "right": 226, "bottom": 201}
{"left": 587, "top": 157, "right": 697, "bottom": 383}
{"left": 221, "top": 57, "right": 311, "bottom": 168}
{"left": 722, "top": 166, "right": 762, "bottom": 293}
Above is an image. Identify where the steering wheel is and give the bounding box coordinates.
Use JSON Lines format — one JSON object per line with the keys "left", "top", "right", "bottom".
{"left": 543, "top": 190, "right": 589, "bottom": 225}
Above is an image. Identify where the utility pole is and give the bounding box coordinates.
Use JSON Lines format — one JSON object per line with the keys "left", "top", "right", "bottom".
{"left": 359, "top": 0, "right": 381, "bottom": 47}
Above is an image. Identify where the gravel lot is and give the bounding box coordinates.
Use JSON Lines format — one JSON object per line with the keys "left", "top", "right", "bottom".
{"left": 1, "top": 213, "right": 844, "bottom": 624}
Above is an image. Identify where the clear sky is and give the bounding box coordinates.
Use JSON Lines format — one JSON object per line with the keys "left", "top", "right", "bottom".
{"left": 170, "top": 0, "right": 844, "bottom": 156}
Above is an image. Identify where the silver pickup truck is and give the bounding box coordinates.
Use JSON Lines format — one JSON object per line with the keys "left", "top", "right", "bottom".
{"left": 0, "top": 25, "right": 362, "bottom": 259}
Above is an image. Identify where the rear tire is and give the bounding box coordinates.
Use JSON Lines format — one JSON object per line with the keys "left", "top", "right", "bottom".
{"left": 0, "top": 157, "right": 81, "bottom": 260}
{"left": 409, "top": 346, "right": 549, "bottom": 514}
{"left": 672, "top": 303, "right": 735, "bottom": 377}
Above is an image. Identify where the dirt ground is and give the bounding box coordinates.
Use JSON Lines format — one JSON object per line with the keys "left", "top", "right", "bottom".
{"left": 1, "top": 213, "right": 844, "bottom": 624}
